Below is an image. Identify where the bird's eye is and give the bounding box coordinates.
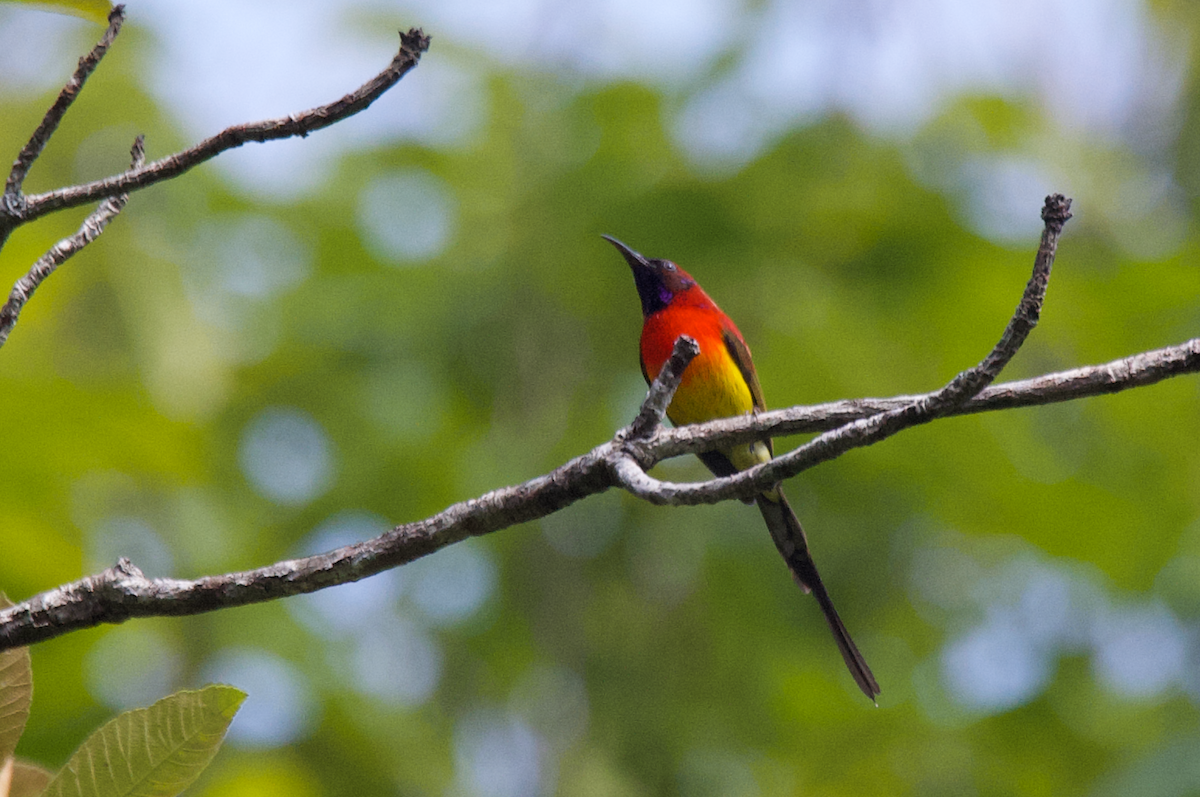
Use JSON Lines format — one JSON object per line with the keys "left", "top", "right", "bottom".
{"left": 663, "top": 262, "right": 676, "bottom": 271}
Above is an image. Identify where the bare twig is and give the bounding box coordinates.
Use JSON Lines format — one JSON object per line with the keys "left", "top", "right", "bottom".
{"left": 0, "top": 137, "right": 145, "bottom": 348}
{"left": 648, "top": 336, "right": 1200, "bottom": 459}
{"left": 2, "top": 6, "right": 126, "bottom": 206}
{"left": 623, "top": 335, "right": 699, "bottom": 440}
{"left": 6, "top": 29, "right": 431, "bottom": 230}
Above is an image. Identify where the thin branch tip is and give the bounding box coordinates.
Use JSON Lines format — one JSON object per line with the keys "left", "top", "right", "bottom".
{"left": 626, "top": 334, "right": 700, "bottom": 439}
{"left": 675, "top": 335, "right": 700, "bottom": 358}
{"left": 0, "top": 132, "right": 141, "bottom": 348}
{"left": 112, "top": 557, "right": 143, "bottom": 578}
{"left": 1042, "top": 194, "right": 1072, "bottom": 227}
{"left": 400, "top": 28, "right": 432, "bottom": 52}
{"left": 3, "top": 2, "right": 126, "bottom": 204}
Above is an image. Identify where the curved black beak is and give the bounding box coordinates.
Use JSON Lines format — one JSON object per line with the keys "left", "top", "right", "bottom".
{"left": 601, "top": 234, "right": 651, "bottom": 271}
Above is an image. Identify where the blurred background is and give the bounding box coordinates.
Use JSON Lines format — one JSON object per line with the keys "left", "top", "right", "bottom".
{"left": 1, "top": 0, "right": 1199, "bottom": 794}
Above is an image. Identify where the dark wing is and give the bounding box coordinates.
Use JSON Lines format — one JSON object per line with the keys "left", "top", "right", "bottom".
{"left": 695, "top": 323, "right": 775, "bottom": 488}
{"left": 721, "top": 325, "right": 773, "bottom": 458}
{"left": 698, "top": 450, "right": 740, "bottom": 478}
{"left": 721, "top": 325, "right": 766, "bottom": 411}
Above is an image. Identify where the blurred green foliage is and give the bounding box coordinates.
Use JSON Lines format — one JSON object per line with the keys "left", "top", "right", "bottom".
{"left": 1, "top": 5, "right": 1199, "bottom": 797}
{"left": 2, "top": 0, "right": 110, "bottom": 24}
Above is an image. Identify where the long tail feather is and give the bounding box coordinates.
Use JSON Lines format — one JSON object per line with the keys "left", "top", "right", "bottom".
{"left": 756, "top": 490, "right": 880, "bottom": 702}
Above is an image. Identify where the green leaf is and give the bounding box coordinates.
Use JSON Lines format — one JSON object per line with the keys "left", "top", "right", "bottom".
{"left": 41, "top": 685, "right": 246, "bottom": 797}
{"left": 0, "top": 596, "right": 32, "bottom": 763}
{"left": 2, "top": 0, "right": 112, "bottom": 24}
{"left": 9, "top": 758, "right": 53, "bottom": 797}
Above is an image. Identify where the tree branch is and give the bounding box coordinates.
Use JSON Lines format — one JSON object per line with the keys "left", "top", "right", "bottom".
{"left": 0, "top": 434, "right": 619, "bottom": 652}
{"left": 0, "top": 340, "right": 1195, "bottom": 650}
{"left": 622, "top": 335, "right": 699, "bottom": 440}
{"left": 0, "top": 12, "right": 430, "bottom": 345}
{"left": 646, "top": 336, "right": 1200, "bottom": 459}
{"left": 0, "top": 137, "right": 145, "bottom": 349}
{"left": 2, "top": 195, "right": 1198, "bottom": 653}
{"left": 3, "top": 28, "right": 431, "bottom": 232}
{"left": 2, "top": 6, "right": 126, "bottom": 206}
{"left": 0, "top": 337, "right": 700, "bottom": 650}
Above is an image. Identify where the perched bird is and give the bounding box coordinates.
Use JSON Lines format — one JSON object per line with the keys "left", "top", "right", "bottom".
{"left": 605, "top": 235, "right": 879, "bottom": 701}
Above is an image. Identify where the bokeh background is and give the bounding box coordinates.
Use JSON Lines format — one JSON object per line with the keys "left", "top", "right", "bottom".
{"left": 2, "top": 0, "right": 1200, "bottom": 794}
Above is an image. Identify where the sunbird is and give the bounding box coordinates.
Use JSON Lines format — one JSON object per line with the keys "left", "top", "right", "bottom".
{"left": 606, "top": 235, "right": 879, "bottom": 700}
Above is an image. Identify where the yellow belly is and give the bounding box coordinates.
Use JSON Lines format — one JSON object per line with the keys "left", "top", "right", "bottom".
{"left": 666, "top": 347, "right": 771, "bottom": 473}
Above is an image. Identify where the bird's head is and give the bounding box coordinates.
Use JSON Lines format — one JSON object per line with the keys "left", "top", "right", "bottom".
{"left": 603, "top": 235, "right": 696, "bottom": 317}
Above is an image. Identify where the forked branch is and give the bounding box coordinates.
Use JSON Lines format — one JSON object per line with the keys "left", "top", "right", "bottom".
{"left": 0, "top": 137, "right": 145, "bottom": 347}
{"left": 0, "top": 9, "right": 430, "bottom": 346}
